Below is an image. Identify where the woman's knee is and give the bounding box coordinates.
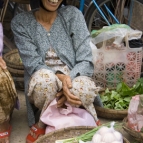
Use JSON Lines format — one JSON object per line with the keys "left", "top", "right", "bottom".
{"left": 28, "top": 69, "right": 62, "bottom": 109}
{"left": 71, "top": 76, "right": 98, "bottom": 104}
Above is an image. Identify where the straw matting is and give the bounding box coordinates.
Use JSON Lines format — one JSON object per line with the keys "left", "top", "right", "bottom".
{"left": 123, "top": 117, "right": 143, "bottom": 143}
{"left": 35, "top": 126, "right": 130, "bottom": 143}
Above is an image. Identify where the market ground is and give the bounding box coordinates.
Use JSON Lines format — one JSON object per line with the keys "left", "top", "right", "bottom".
{"left": 10, "top": 90, "right": 137, "bottom": 143}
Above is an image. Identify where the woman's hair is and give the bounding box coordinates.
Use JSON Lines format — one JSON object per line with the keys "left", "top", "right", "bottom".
{"left": 30, "top": 0, "right": 66, "bottom": 10}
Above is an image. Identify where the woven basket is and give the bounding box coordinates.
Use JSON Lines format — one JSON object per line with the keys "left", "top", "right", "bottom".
{"left": 3, "top": 49, "right": 24, "bottom": 70}
{"left": 122, "top": 117, "right": 143, "bottom": 143}
{"left": 95, "top": 88, "right": 128, "bottom": 120}
{"left": 95, "top": 106, "right": 128, "bottom": 120}
{"left": 10, "top": 0, "right": 30, "bottom": 4}
{"left": 35, "top": 126, "right": 130, "bottom": 143}
{"left": 7, "top": 67, "right": 24, "bottom": 77}
{"left": 13, "top": 77, "right": 24, "bottom": 91}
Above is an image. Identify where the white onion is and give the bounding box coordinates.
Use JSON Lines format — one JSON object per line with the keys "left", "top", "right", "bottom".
{"left": 113, "top": 131, "right": 123, "bottom": 142}
{"left": 102, "top": 132, "right": 116, "bottom": 143}
{"left": 111, "top": 141, "right": 122, "bottom": 143}
{"left": 92, "top": 133, "right": 102, "bottom": 143}
{"left": 97, "top": 126, "right": 111, "bottom": 135}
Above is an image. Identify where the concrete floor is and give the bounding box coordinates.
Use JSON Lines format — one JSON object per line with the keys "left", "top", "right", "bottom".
{"left": 10, "top": 90, "right": 29, "bottom": 143}
{"left": 9, "top": 90, "right": 137, "bottom": 143}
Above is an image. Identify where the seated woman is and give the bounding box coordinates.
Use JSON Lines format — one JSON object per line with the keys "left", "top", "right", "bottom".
{"left": 0, "top": 23, "right": 18, "bottom": 143}
{"left": 11, "top": 0, "right": 102, "bottom": 142}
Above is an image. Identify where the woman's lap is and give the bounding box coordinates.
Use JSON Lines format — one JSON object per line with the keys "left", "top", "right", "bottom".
{"left": 28, "top": 69, "right": 99, "bottom": 121}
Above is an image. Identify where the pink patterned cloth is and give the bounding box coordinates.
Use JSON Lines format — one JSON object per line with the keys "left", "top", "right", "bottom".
{"left": 0, "top": 23, "right": 3, "bottom": 56}
{"left": 40, "top": 99, "right": 97, "bottom": 133}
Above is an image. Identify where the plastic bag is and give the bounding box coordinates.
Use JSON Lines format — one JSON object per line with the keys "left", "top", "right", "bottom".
{"left": 91, "top": 24, "right": 142, "bottom": 49}
{"left": 40, "top": 99, "right": 97, "bottom": 134}
{"left": 91, "top": 25, "right": 142, "bottom": 88}
{"left": 128, "top": 95, "right": 143, "bottom": 131}
{"left": 137, "top": 95, "right": 143, "bottom": 115}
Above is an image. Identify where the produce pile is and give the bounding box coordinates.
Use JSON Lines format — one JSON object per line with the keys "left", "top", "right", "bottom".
{"left": 55, "top": 122, "right": 123, "bottom": 143}
{"left": 100, "top": 78, "right": 143, "bottom": 110}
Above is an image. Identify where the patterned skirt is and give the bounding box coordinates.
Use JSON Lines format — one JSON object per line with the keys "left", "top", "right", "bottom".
{"left": 0, "top": 67, "right": 17, "bottom": 124}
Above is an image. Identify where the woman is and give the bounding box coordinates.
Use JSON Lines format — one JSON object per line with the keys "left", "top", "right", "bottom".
{"left": 11, "top": 0, "right": 102, "bottom": 142}
{"left": 0, "top": 23, "right": 18, "bottom": 143}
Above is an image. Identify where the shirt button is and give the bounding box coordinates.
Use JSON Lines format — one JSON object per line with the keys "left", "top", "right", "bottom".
{"left": 47, "top": 33, "right": 50, "bottom": 36}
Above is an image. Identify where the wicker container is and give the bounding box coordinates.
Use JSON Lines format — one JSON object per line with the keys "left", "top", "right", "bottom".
{"left": 3, "top": 49, "right": 24, "bottom": 70}
{"left": 122, "top": 117, "right": 143, "bottom": 143}
{"left": 7, "top": 66, "right": 24, "bottom": 77}
{"left": 95, "top": 88, "right": 128, "bottom": 120}
{"left": 10, "top": 0, "right": 30, "bottom": 4}
{"left": 95, "top": 105, "right": 128, "bottom": 120}
{"left": 35, "top": 126, "right": 130, "bottom": 143}
{"left": 13, "top": 77, "right": 24, "bottom": 91}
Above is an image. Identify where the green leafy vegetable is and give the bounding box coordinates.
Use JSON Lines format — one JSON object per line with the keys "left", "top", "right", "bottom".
{"left": 100, "top": 78, "right": 143, "bottom": 110}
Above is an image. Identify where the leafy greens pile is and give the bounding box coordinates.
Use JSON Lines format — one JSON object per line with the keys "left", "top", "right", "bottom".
{"left": 100, "top": 78, "right": 143, "bottom": 110}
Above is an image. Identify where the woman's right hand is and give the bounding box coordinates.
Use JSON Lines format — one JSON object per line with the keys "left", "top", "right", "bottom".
{"left": 56, "top": 74, "right": 82, "bottom": 106}
{"left": 0, "top": 57, "right": 7, "bottom": 69}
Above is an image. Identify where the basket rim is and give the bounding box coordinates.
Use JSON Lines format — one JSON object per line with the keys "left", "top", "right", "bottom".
{"left": 7, "top": 67, "right": 24, "bottom": 74}
{"left": 95, "top": 105, "right": 128, "bottom": 113}
{"left": 3, "top": 49, "right": 24, "bottom": 69}
{"left": 35, "top": 126, "right": 130, "bottom": 143}
{"left": 10, "top": 0, "right": 30, "bottom": 4}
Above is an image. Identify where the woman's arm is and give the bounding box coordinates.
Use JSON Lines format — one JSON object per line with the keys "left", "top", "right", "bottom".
{"left": 11, "top": 16, "right": 55, "bottom": 76}
{"left": 68, "top": 7, "right": 94, "bottom": 79}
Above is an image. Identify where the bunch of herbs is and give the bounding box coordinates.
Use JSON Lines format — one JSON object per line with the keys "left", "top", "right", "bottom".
{"left": 100, "top": 78, "right": 143, "bottom": 110}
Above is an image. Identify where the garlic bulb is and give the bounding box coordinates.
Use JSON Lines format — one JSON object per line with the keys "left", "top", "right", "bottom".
{"left": 102, "top": 132, "right": 116, "bottom": 143}
{"left": 111, "top": 141, "right": 122, "bottom": 143}
{"left": 97, "top": 126, "right": 111, "bottom": 135}
{"left": 113, "top": 131, "right": 123, "bottom": 142}
{"left": 92, "top": 133, "right": 102, "bottom": 143}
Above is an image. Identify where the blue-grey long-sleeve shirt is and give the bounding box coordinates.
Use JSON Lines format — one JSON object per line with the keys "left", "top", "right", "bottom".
{"left": 11, "top": 5, "right": 94, "bottom": 126}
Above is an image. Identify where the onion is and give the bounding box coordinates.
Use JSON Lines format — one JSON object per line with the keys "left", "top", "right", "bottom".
{"left": 97, "top": 126, "right": 111, "bottom": 135}
{"left": 92, "top": 133, "right": 102, "bottom": 143}
{"left": 113, "top": 131, "right": 123, "bottom": 142}
{"left": 111, "top": 141, "right": 122, "bottom": 143}
{"left": 102, "top": 132, "right": 116, "bottom": 143}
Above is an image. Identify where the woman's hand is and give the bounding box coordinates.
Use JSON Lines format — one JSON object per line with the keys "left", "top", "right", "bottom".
{"left": 56, "top": 90, "right": 67, "bottom": 107}
{"left": 56, "top": 74, "right": 82, "bottom": 106}
{"left": 0, "top": 57, "right": 7, "bottom": 69}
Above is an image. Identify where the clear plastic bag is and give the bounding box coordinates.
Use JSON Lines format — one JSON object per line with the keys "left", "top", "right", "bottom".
{"left": 91, "top": 25, "right": 143, "bottom": 88}
{"left": 128, "top": 95, "right": 143, "bottom": 131}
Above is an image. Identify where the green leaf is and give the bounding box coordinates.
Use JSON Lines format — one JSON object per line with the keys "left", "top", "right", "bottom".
{"left": 100, "top": 95, "right": 109, "bottom": 102}
{"left": 116, "top": 82, "right": 122, "bottom": 92}
{"left": 123, "top": 97, "right": 131, "bottom": 102}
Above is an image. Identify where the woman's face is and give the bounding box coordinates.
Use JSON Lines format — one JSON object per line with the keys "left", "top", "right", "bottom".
{"left": 41, "top": 0, "right": 63, "bottom": 12}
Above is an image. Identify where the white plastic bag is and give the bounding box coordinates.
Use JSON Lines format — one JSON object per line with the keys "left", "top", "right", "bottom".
{"left": 91, "top": 25, "right": 142, "bottom": 88}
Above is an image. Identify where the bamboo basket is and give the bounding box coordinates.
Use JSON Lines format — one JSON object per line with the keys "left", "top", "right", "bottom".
{"left": 10, "top": 0, "right": 30, "bottom": 4}
{"left": 13, "top": 76, "right": 24, "bottom": 91}
{"left": 122, "top": 117, "right": 143, "bottom": 143}
{"left": 95, "top": 88, "right": 128, "bottom": 120}
{"left": 95, "top": 105, "right": 128, "bottom": 120}
{"left": 35, "top": 126, "right": 130, "bottom": 143}
{"left": 3, "top": 49, "right": 24, "bottom": 70}
{"left": 7, "top": 66, "right": 24, "bottom": 77}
